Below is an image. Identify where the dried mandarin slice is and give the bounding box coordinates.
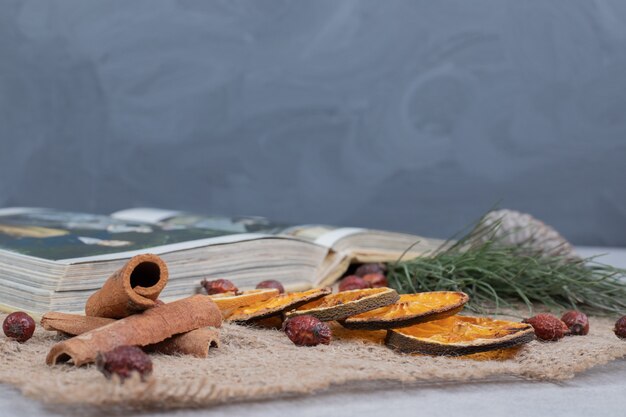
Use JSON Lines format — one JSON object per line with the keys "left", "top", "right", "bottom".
{"left": 386, "top": 315, "right": 535, "bottom": 356}
{"left": 340, "top": 291, "right": 469, "bottom": 330}
{"left": 285, "top": 287, "right": 399, "bottom": 322}
{"left": 210, "top": 289, "right": 279, "bottom": 318}
{"left": 227, "top": 288, "right": 331, "bottom": 322}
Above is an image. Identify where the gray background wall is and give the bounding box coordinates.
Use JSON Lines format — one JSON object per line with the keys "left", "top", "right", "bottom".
{"left": 1, "top": 0, "right": 625, "bottom": 245}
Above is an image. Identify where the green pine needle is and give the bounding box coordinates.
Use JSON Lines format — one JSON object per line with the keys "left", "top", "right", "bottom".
{"left": 387, "top": 219, "right": 626, "bottom": 316}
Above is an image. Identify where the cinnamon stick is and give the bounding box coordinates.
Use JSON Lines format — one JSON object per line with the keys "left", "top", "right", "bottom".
{"left": 147, "top": 327, "right": 220, "bottom": 357}
{"left": 47, "top": 295, "right": 221, "bottom": 366}
{"left": 41, "top": 312, "right": 219, "bottom": 358}
{"left": 85, "top": 253, "right": 169, "bottom": 319}
{"left": 41, "top": 312, "right": 113, "bottom": 335}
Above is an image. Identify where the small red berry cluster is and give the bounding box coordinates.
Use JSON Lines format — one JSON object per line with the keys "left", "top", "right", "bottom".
{"left": 523, "top": 311, "right": 626, "bottom": 341}
{"left": 201, "top": 278, "right": 285, "bottom": 295}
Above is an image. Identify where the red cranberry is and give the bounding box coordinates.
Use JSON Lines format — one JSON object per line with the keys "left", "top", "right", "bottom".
{"left": 522, "top": 313, "right": 569, "bottom": 341}
{"left": 3, "top": 312, "right": 36, "bottom": 343}
{"left": 560, "top": 311, "right": 589, "bottom": 336}
{"left": 283, "top": 315, "right": 332, "bottom": 346}
{"left": 354, "top": 263, "right": 387, "bottom": 277}
{"left": 362, "top": 272, "right": 388, "bottom": 288}
{"left": 201, "top": 278, "right": 238, "bottom": 295}
{"left": 256, "top": 280, "right": 285, "bottom": 294}
{"left": 614, "top": 316, "right": 626, "bottom": 339}
{"left": 96, "top": 345, "right": 153, "bottom": 382}
{"left": 338, "top": 275, "right": 369, "bottom": 292}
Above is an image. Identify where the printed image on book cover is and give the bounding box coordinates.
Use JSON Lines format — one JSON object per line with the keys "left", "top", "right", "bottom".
{"left": 0, "top": 209, "right": 292, "bottom": 261}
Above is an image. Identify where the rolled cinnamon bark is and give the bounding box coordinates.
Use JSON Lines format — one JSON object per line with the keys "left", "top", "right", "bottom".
{"left": 41, "top": 312, "right": 219, "bottom": 358}
{"left": 41, "top": 312, "right": 113, "bottom": 335}
{"left": 47, "top": 294, "right": 221, "bottom": 366}
{"left": 85, "top": 253, "right": 168, "bottom": 319}
{"left": 147, "top": 327, "right": 221, "bottom": 357}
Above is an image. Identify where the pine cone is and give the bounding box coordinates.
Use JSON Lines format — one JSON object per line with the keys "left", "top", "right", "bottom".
{"left": 471, "top": 209, "right": 580, "bottom": 262}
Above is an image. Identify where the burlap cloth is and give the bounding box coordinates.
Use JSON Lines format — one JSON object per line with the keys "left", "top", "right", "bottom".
{"left": 0, "top": 312, "right": 625, "bottom": 410}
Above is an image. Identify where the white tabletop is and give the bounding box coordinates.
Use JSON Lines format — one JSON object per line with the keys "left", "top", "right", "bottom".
{"left": 2, "top": 247, "right": 625, "bottom": 417}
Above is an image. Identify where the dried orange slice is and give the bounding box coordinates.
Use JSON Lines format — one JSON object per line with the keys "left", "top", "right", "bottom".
{"left": 386, "top": 315, "right": 535, "bottom": 356}
{"left": 340, "top": 291, "right": 469, "bottom": 330}
{"left": 285, "top": 288, "right": 399, "bottom": 322}
{"left": 210, "top": 289, "right": 279, "bottom": 318}
{"left": 227, "top": 288, "right": 331, "bottom": 322}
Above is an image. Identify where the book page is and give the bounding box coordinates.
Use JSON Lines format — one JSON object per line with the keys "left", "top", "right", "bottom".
{"left": 0, "top": 208, "right": 270, "bottom": 263}
{"left": 280, "top": 224, "right": 366, "bottom": 247}
{"left": 111, "top": 208, "right": 182, "bottom": 224}
{"left": 112, "top": 208, "right": 371, "bottom": 250}
{"left": 112, "top": 207, "right": 292, "bottom": 235}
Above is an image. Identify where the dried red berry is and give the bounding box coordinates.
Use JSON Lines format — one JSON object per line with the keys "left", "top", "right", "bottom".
{"left": 96, "top": 345, "right": 153, "bottom": 382}
{"left": 354, "top": 263, "right": 387, "bottom": 277}
{"left": 362, "top": 272, "right": 388, "bottom": 288}
{"left": 256, "top": 279, "right": 285, "bottom": 294}
{"left": 561, "top": 311, "right": 589, "bottom": 336}
{"left": 522, "top": 313, "right": 569, "bottom": 341}
{"left": 614, "top": 316, "right": 626, "bottom": 339}
{"left": 283, "top": 315, "right": 332, "bottom": 346}
{"left": 201, "top": 278, "right": 238, "bottom": 295}
{"left": 338, "top": 275, "right": 369, "bottom": 292}
{"left": 3, "top": 312, "right": 36, "bottom": 343}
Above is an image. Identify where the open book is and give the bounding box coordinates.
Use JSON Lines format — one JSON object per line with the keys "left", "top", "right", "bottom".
{"left": 0, "top": 207, "right": 444, "bottom": 315}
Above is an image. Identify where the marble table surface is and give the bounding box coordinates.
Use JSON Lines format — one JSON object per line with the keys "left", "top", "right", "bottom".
{"left": 1, "top": 246, "right": 625, "bottom": 417}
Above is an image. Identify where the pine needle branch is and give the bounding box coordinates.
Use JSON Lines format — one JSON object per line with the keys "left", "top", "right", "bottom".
{"left": 387, "top": 218, "right": 626, "bottom": 315}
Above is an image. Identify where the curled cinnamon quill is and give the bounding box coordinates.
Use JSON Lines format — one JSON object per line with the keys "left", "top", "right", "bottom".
{"left": 146, "top": 327, "right": 220, "bottom": 356}
{"left": 41, "top": 312, "right": 113, "bottom": 335}
{"left": 85, "top": 253, "right": 168, "bottom": 319}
